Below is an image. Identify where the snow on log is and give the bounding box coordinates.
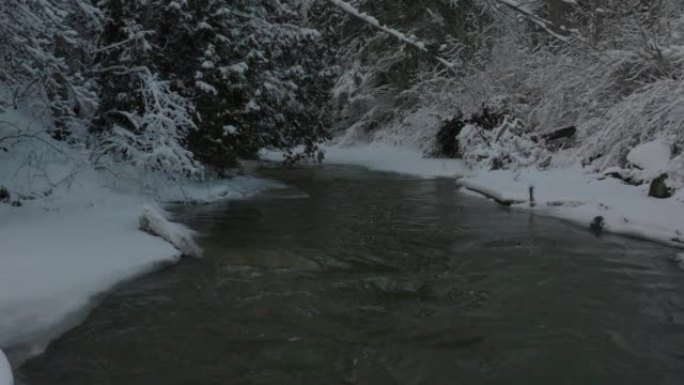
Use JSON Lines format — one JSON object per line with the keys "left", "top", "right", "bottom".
{"left": 139, "top": 205, "right": 203, "bottom": 258}
{"left": 0, "top": 349, "right": 12, "bottom": 385}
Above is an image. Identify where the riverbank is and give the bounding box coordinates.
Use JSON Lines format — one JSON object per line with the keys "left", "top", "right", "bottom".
{"left": 266, "top": 144, "right": 684, "bottom": 250}
{"left": 0, "top": 186, "right": 180, "bottom": 367}
{"left": 0, "top": 170, "right": 275, "bottom": 384}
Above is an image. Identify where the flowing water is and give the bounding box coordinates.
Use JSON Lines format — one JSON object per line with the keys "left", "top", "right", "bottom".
{"left": 17, "top": 166, "right": 684, "bottom": 385}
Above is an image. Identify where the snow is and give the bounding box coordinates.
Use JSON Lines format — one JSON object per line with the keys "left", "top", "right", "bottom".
{"left": 626, "top": 139, "right": 672, "bottom": 178}
{"left": 0, "top": 165, "right": 274, "bottom": 369}
{"left": 313, "top": 145, "right": 684, "bottom": 249}
{"left": 0, "top": 178, "right": 268, "bottom": 372}
{"left": 0, "top": 180, "right": 183, "bottom": 361}
{"left": 461, "top": 167, "right": 684, "bottom": 247}
{"left": 139, "top": 205, "right": 202, "bottom": 258}
{"left": 0, "top": 349, "right": 11, "bottom": 385}
{"left": 223, "top": 125, "right": 238, "bottom": 135}
{"left": 262, "top": 144, "right": 466, "bottom": 178}
{"left": 0, "top": 172, "right": 273, "bottom": 375}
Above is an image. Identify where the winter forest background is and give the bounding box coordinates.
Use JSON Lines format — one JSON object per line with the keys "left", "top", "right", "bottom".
{"left": 3, "top": 0, "right": 684, "bottom": 198}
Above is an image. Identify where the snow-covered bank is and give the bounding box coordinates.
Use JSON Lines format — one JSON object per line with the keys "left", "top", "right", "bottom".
{"left": 297, "top": 145, "right": 684, "bottom": 250}
{"left": 0, "top": 188, "right": 181, "bottom": 364}
{"left": 0, "top": 173, "right": 275, "bottom": 375}
{"left": 462, "top": 167, "right": 684, "bottom": 248}
{"left": 262, "top": 144, "right": 465, "bottom": 178}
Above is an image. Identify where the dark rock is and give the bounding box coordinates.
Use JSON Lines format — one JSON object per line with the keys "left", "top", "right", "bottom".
{"left": 583, "top": 153, "right": 604, "bottom": 167}
{"left": 0, "top": 187, "right": 9, "bottom": 203}
{"left": 649, "top": 173, "right": 673, "bottom": 199}
{"left": 490, "top": 154, "right": 512, "bottom": 170}
{"left": 435, "top": 114, "right": 465, "bottom": 158}
{"left": 542, "top": 126, "right": 576, "bottom": 141}
{"left": 589, "top": 216, "right": 605, "bottom": 236}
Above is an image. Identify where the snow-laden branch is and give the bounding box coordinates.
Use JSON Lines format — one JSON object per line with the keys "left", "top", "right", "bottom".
{"left": 327, "top": 0, "right": 457, "bottom": 69}
{"left": 492, "top": 0, "right": 571, "bottom": 43}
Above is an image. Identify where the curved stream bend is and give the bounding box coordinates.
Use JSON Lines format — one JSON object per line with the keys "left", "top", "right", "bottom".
{"left": 18, "top": 166, "right": 684, "bottom": 385}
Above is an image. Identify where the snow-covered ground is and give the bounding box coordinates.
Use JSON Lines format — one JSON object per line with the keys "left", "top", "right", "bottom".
{"left": 0, "top": 187, "right": 180, "bottom": 363}
{"left": 268, "top": 144, "right": 684, "bottom": 250}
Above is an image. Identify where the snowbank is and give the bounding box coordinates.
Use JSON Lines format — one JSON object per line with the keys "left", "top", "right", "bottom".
{"left": 0, "top": 349, "right": 11, "bottom": 385}
{"left": 319, "top": 145, "right": 684, "bottom": 249}
{"left": 462, "top": 167, "right": 684, "bottom": 248}
{"left": 262, "top": 144, "right": 466, "bottom": 178}
{"left": 0, "top": 188, "right": 181, "bottom": 364}
{"left": 0, "top": 173, "right": 276, "bottom": 374}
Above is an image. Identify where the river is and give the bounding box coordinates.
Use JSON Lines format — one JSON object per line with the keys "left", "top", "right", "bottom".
{"left": 17, "top": 166, "right": 684, "bottom": 384}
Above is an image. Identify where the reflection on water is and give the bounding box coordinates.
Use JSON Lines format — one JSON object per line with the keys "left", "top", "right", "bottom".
{"left": 18, "top": 166, "right": 684, "bottom": 385}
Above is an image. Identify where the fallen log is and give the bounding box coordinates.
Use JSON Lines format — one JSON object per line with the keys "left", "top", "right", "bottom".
{"left": 139, "top": 205, "right": 203, "bottom": 258}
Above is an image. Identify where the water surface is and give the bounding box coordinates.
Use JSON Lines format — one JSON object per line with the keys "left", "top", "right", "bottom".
{"left": 18, "top": 166, "right": 684, "bottom": 385}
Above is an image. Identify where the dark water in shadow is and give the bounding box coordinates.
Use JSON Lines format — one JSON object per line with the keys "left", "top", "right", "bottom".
{"left": 17, "top": 166, "right": 684, "bottom": 385}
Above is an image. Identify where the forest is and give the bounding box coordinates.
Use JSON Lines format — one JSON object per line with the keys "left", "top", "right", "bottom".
{"left": 3, "top": 0, "right": 683, "bottom": 190}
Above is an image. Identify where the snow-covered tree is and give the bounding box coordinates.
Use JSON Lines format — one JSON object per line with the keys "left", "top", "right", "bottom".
{"left": 178, "top": 0, "right": 335, "bottom": 169}
{"left": 0, "top": 0, "right": 99, "bottom": 140}
{"left": 91, "top": 0, "right": 334, "bottom": 174}
{"left": 91, "top": 0, "right": 202, "bottom": 180}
